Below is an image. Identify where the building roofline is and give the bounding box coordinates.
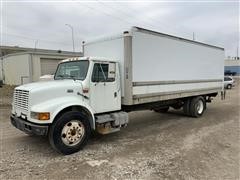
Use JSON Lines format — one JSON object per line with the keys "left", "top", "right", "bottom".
{"left": 0, "top": 45, "right": 81, "bottom": 54}
{"left": 2, "top": 51, "right": 82, "bottom": 59}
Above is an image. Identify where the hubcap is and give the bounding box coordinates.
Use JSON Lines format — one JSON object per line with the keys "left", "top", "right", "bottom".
{"left": 61, "top": 120, "right": 85, "bottom": 146}
{"left": 196, "top": 100, "right": 204, "bottom": 114}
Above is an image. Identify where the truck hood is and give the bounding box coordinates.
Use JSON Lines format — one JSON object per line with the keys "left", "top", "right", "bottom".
{"left": 15, "top": 80, "right": 85, "bottom": 108}
{"left": 16, "top": 80, "right": 79, "bottom": 92}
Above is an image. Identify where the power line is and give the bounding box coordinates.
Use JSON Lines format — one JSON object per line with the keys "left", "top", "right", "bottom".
{"left": 99, "top": 1, "right": 189, "bottom": 36}
{"left": 3, "top": 32, "right": 72, "bottom": 45}
{"left": 74, "top": 0, "right": 133, "bottom": 26}
{"left": 92, "top": 0, "right": 186, "bottom": 34}
{"left": 95, "top": 0, "right": 160, "bottom": 30}
{"left": 76, "top": 1, "right": 169, "bottom": 35}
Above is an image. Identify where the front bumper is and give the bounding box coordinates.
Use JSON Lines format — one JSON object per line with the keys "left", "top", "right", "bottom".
{"left": 10, "top": 115, "right": 49, "bottom": 136}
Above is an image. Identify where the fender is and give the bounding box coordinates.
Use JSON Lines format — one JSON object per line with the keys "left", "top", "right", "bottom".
{"left": 30, "top": 96, "right": 96, "bottom": 129}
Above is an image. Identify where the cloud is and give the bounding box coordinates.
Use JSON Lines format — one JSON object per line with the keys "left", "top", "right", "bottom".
{"left": 1, "top": 1, "right": 239, "bottom": 56}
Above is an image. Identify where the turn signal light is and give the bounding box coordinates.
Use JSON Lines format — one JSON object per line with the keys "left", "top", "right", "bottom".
{"left": 38, "top": 113, "right": 50, "bottom": 120}
{"left": 31, "top": 112, "right": 50, "bottom": 120}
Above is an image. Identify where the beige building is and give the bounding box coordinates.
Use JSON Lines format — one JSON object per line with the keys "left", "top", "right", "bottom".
{"left": 1, "top": 51, "right": 82, "bottom": 85}
{"left": 0, "top": 45, "right": 78, "bottom": 57}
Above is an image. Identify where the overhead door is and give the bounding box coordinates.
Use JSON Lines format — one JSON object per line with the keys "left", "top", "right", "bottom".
{"left": 40, "top": 58, "right": 61, "bottom": 75}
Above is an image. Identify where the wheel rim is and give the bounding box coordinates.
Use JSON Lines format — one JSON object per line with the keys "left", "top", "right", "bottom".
{"left": 196, "top": 100, "right": 204, "bottom": 114}
{"left": 61, "top": 120, "right": 85, "bottom": 146}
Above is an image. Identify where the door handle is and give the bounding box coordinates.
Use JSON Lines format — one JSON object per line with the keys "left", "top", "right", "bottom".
{"left": 114, "top": 92, "right": 117, "bottom": 98}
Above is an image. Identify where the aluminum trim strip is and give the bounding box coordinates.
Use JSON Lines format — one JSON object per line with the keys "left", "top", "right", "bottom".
{"left": 133, "top": 87, "right": 222, "bottom": 99}
{"left": 132, "top": 79, "right": 223, "bottom": 86}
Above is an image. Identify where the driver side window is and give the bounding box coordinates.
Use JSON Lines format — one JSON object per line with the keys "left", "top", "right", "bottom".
{"left": 92, "top": 63, "right": 115, "bottom": 82}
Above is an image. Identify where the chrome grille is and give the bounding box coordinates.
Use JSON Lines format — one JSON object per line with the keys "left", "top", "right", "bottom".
{"left": 14, "top": 89, "right": 29, "bottom": 111}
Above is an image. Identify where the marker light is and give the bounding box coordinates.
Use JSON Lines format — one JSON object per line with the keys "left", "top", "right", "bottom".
{"left": 31, "top": 112, "right": 50, "bottom": 120}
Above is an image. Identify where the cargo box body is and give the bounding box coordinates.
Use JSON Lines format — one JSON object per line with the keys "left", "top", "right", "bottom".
{"left": 84, "top": 27, "right": 224, "bottom": 106}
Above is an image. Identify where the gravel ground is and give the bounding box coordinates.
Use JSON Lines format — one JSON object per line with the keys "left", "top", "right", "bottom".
{"left": 0, "top": 81, "right": 239, "bottom": 180}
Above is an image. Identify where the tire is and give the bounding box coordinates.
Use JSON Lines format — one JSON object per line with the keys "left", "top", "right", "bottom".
{"left": 227, "top": 84, "right": 232, "bottom": 89}
{"left": 183, "top": 98, "right": 191, "bottom": 116}
{"left": 154, "top": 107, "right": 169, "bottom": 113}
{"left": 48, "top": 111, "right": 91, "bottom": 155}
{"left": 189, "top": 96, "right": 206, "bottom": 118}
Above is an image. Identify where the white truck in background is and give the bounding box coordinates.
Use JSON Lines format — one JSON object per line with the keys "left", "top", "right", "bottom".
{"left": 11, "top": 27, "right": 225, "bottom": 155}
{"left": 39, "top": 74, "right": 54, "bottom": 81}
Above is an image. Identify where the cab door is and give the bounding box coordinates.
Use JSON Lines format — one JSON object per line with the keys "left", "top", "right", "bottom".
{"left": 90, "top": 62, "right": 121, "bottom": 113}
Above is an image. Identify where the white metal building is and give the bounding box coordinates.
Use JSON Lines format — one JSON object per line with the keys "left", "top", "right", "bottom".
{"left": 1, "top": 51, "right": 81, "bottom": 85}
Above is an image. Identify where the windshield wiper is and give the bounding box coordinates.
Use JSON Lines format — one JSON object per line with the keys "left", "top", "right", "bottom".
{"left": 56, "top": 75, "right": 77, "bottom": 81}
{"left": 56, "top": 75, "right": 64, "bottom": 79}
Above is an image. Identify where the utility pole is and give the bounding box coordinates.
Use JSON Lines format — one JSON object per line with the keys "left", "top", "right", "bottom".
{"left": 65, "top": 24, "right": 75, "bottom": 53}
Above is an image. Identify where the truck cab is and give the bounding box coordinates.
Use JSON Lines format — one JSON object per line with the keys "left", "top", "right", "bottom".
{"left": 53, "top": 57, "right": 122, "bottom": 113}
{"left": 11, "top": 57, "right": 128, "bottom": 155}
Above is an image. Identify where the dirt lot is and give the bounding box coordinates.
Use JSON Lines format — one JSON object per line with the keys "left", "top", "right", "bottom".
{"left": 0, "top": 81, "right": 239, "bottom": 180}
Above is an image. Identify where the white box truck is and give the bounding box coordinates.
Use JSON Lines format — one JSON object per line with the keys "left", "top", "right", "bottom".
{"left": 11, "top": 27, "right": 225, "bottom": 154}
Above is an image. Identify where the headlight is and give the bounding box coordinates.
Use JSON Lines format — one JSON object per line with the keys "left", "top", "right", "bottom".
{"left": 31, "top": 112, "right": 50, "bottom": 120}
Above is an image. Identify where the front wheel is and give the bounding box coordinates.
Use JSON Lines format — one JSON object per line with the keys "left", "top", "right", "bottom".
{"left": 48, "top": 111, "right": 91, "bottom": 155}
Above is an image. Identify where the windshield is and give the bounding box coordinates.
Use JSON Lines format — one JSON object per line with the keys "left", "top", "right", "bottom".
{"left": 54, "top": 60, "right": 89, "bottom": 80}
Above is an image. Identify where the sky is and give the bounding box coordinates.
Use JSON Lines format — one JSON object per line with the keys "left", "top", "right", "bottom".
{"left": 1, "top": 0, "right": 239, "bottom": 57}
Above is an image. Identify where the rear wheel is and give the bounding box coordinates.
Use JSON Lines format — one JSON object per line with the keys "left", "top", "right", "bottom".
{"left": 48, "top": 111, "right": 91, "bottom": 155}
{"left": 189, "top": 96, "right": 206, "bottom": 118}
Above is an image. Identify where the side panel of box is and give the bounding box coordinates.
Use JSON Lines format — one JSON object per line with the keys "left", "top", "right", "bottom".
{"left": 131, "top": 30, "right": 224, "bottom": 104}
